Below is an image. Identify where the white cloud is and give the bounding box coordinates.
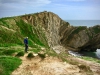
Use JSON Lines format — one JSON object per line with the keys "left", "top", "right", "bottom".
{"left": 0, "top": 0, "right": 51, "bottom": 7}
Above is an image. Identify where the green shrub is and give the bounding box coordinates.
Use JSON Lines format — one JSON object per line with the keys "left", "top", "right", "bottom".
{"left": 16, "top": 51, "right": 24, "bottom": 57}
{"left": 2, "top": 50, "right": 16, "bottom": 55}
{"left": 93, "top": 26, "right": 100, "bottom": 34}
{"left": 38, "top": 53, "right": 45, "bottom": 59}
{"left": 27, "top": 53, "right": 34, "bottom": 58}
{"left": 97, "top": 60, "right": 100, "bottom": 63}
{"left": 78, "top": 64, "right": 92, "bottom": 73}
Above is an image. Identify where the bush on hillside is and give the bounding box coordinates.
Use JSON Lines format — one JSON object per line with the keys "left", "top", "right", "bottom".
{"left": 16, "top": 51, "right": 24, "bottom": 57}
{"left": 38, "top": 53, "right": 46, "bottom": 59}
{"left": 78, "top": 64, "right": 92, "bottom": 72}
{"left": 27, "top": 53, "right": 34, "bottom": 58}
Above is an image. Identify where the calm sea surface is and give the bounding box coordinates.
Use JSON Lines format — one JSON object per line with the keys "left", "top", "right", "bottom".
{"left": 66, "top": 20, "right": 100, "bottom": 59}
{"left": 66, "top": 20, "right": 100, "bottom": 27}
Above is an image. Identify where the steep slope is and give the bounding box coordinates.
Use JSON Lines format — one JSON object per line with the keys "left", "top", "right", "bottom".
{"left": 20, "top": 11, "right": 69, "bottom": 47}
{"left": 0, "top": 11, "right": 100, "bottom": 52}
{"left": 0, "top": 13, "right": 49, "bottom": 47}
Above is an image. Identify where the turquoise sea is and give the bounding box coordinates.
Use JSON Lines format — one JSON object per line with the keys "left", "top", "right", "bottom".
{"left": 66, "top": 20, "right": 100, "bottom": 59}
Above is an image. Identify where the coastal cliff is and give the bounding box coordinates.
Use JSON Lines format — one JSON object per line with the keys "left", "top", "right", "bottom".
{"left": 0, "top": 11, "right": 100, "bottom": 52}
{"left": 60, "top": 25, "right": 100, "bottom": 51}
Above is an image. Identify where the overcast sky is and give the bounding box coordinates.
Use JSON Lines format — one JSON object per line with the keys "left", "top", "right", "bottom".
{"left": 0, "top": 0, "right": 100, "bottom": 20}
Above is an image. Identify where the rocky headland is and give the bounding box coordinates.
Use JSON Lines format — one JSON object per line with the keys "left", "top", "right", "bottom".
{"left": 0, "top": 11, "right": 100, "bottom": 75}
{"left": 12, "top": 11, "right": 100, "bottom": 52}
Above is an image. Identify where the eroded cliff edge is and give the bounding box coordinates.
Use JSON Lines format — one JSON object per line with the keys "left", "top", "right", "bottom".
{"left": 21, "top": 11, "right": 100, "bottom": 52}
{"left": 0, "top": 11, "right": 100, "bottom": 52}
{"left": 60, "top": 24, "right": 100, "bottom": 51}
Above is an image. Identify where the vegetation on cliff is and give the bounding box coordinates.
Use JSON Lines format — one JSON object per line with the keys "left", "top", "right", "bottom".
{"left": 0, "top": 11, "right": 100, "bottom": 75}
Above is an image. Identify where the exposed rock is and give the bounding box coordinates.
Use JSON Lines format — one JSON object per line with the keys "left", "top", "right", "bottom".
{"left": 0, "top": 11, "right": 100, "bottom": 52}
{"left": 21, "top": 11, "right": 70, "bottom": 47}
{"left": 60, "top": 25, "right": 100, "bottom": 51}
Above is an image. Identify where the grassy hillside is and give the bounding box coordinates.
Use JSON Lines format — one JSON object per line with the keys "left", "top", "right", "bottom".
{"left": 0, "top": 15, "right": 48, "bottom": 47}
{"left": 0, "top": 13, "right": 49, "bottom": 75}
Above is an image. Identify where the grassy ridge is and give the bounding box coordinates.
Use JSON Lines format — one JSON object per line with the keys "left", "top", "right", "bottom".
{"left": 0, "top": 16, "right": 48, "bottom": 47}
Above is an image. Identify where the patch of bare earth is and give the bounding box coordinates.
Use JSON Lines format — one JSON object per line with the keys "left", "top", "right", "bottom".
{"left": 12, "top": 46, "right": 100, "bottom": 75}
{"left": 12, "top": 52, "right": 87, "bottom": 75}
{"left": 66, "top": 56, "right": 100, "bottom": 75}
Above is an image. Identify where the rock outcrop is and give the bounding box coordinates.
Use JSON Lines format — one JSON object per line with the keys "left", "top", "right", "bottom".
{"left": 60, "top": 24, "right": 100, "bottom": 51}
{"left": 20, "top": 12, "right": 100, "bottom": 52}
{"left": 20, "top": 11, "right": 70, "bottom": 47}
{"left": 0, "top": 11, "right": 100, "bottom": 52}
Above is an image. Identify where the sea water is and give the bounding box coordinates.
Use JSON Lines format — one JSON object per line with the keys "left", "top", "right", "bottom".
{"left": 66, "top": 20, "right": 100, "bottom": 27}
{"left": 66, "top": 20, "right": 100, "bottom": 59}
{"left": 95, "top": 49, "right": 100, "bottom": 59}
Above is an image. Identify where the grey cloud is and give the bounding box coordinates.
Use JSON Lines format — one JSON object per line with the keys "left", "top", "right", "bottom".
{"left": 0, "top": 0, "right": 51, "bottom": 11}
{"left": 0, "top": 0, "right": 51, "bottom": 4}
{"left": 0, "top": 0, "right": 20, "bottom": 3}
{"left": 0, "top": 0, "right": 51, "bottom": 8}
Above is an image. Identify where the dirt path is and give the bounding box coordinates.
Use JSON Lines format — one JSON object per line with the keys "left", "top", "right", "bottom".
{"left": 12, "top": 46, "right": 100, "bottom": 75}
{"left": 12, "top": 52, "right": 87, "bottom": 75}
{"left": 53, "top": 46, "right": 100, "bottom": 75}
{"left": 66, "top": 56, "right": 100, "bottom": 75}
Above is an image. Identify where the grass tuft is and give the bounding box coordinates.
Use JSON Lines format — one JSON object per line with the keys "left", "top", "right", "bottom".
{"left": 16, "top": 51, "right": 24, "bottom": 57}
{"left": 27, "top": 53, "right": 34, "bottom": 58}
{"left": 38, "top": 53, "right": 46, "bottom": 59}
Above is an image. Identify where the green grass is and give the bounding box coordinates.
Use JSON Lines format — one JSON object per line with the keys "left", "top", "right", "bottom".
{"left": 0, "top": 16, "right": 48, "bottom": 48}
{"left": 0, "top": 43, "right": 18, "bottom": 47}
{"left": 2, "top": 50, "right": 16, "bottom": 55}
{"left": 93, "top": 26, "right": 100, "bottom": 34}
{"left": 81, "top": 56, "right": 100, "bottom": 64}
{"left": 0, "top": 18, "right": 9, "bottom": 27}
{"left": 15, "top": 19, "right": 46, "bottom": 47}
{"left": 31, "top": 48, "right": 41, "bottom": 53}
{"left": 0, "top": 56, "right": 22, "bottom": 75}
